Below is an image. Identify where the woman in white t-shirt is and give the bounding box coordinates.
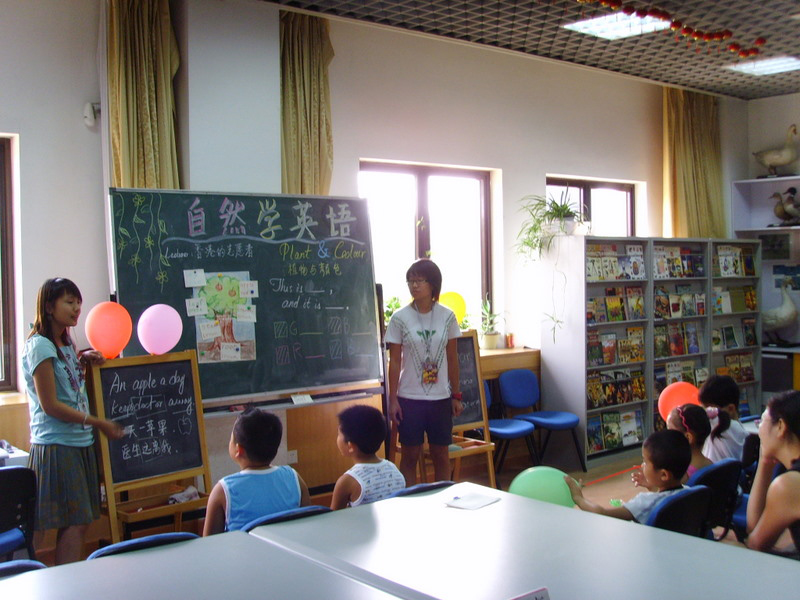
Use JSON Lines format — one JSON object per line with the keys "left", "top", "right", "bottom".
{"left": 385, "top": 259, "right": 462, "bottom": 485}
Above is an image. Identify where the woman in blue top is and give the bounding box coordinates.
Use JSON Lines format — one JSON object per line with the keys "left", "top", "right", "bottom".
{"left": 22, "top": 278, "right": 124, "bottom": 563}
{"left": 386, "top": 259, "right": 462, "bottom": 485}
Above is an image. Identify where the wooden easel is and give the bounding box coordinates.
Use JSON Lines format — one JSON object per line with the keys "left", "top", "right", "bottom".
{"left": 88, "top": 350, "right": 212, "bottom": 543}
{"left": 392, "top": 330, "right": 496, "bottom": 487}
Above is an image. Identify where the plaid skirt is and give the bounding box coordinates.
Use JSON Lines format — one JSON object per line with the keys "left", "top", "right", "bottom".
{"left": 28, "top": 444, "right": 100, "bottom": 530}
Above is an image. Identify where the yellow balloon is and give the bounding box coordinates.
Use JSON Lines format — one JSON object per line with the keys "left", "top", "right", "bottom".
{"left": 439, "top": 291, "right": 466, "bottom": 324}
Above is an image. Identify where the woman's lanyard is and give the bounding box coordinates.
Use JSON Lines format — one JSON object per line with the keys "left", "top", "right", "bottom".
{"left": 415, "top": 301, "right": 439, "bottom": 384}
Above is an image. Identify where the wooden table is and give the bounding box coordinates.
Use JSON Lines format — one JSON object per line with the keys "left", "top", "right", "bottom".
{"left": 478, "top": 347, "right": 540, "bottom": 380}
{"left": 250, "top": 481, "right": 800, "bottom": 600}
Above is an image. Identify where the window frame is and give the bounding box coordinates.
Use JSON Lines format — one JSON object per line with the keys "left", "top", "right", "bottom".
{"left": 0, "top": 138, "right": 16, "bottom": 391}
{"left": 546, "top": 177, "right": 636, "bottom": 236}
{"left": 359, "top": 161, "right": 493, "bottom": 303}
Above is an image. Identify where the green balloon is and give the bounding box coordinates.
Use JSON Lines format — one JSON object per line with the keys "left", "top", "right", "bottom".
{"left": 508, "top": 466, "right": 575, "bottom": 508}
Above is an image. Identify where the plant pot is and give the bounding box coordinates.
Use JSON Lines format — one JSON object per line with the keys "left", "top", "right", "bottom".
{"left": 543, "top": 219, "right": 577, "bottom": 236}
{"left": 479, "top": 332, "right": 501, "bottom": 350}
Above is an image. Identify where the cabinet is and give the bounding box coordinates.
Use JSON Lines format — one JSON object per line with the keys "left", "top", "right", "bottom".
{"left": 540, "top": 236, "right": 761, "bottom": 464}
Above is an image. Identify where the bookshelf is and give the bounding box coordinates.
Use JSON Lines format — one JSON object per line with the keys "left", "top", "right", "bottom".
{"left": 540, "top": 236, "right": 761, "bottom": 464}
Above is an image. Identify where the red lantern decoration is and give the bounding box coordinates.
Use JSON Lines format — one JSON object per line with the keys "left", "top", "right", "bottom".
{"left": 670, "top": 20, "right": 682, "bottom": 31}
{"left": 728, "top": 42, "right": 741, "bottom": 53}
{"left": 621, "top": 3, "right": 635, "bottom": 15}
{"left": 738, "top": 49, "right": 749, "bottom": 58}
{"left": 749, "top": 47, "right": 760, "bottom": 56}
{"left": 692, "top": 30, "right": 703, "bottom": 40}
{"left": 702, "top": 32, "right": 713, "bottom": 42}
{"left": 607, "top": 0, "right": 622, "bottom": 10}
{"left": 722, "top": 30, "right": 733, "bottom": 40}
{"left": 635, "top": 8, "right": 648, "bottom": 18}
{"left": 681, "top": 26, "right": 694, "bottom": 37}
{"left": 754, "top": 37, "right": 767, "bottom": 46}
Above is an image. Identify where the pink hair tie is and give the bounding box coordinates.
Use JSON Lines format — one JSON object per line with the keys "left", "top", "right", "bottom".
{"left": 705, "top": 406, "right": 719, "bottom": 419}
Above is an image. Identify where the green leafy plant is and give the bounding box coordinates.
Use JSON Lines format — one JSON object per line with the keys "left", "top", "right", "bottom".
{"left": 516, "top": 191, "right": 583, "bottom": 259}
{"left": 480, "top": 295, "right": 502, "bottom": 335}
{"left": 384, "top": 295, "right": 401, "bottom": 328}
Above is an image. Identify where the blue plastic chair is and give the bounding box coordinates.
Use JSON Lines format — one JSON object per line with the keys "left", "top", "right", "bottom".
{"left": 498, "top": 369, "right": 586, "bottom": 472}
{"left": 0, "top": 466, "right": 37, "bottom": 561}
{"left": 645, "top": 485, "right": 712, "bottom": 538}
{"left": 87, "top": 532, "right": 199, "bottom": 560}
{"left": 483, "top": 381, "right": 540, "bottom": 479}
{"left": 387, "top": 481, "right": 455, "bottom": 498}
{"left": 242, "top": 505, "right": 332, "bottom": 532}
{"left": 686, "top": 458, "right": 742, "bottom": 540}
{"left": 0, "top": 559, "right": 46, "bottom": 579}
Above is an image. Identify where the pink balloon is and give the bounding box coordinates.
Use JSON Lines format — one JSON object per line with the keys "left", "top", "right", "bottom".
{"left": 137, "top": 304, "right": 183, "bottom": 355}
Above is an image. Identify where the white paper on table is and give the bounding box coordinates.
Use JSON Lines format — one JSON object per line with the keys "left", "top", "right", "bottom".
{"left": 445, "top": 493, "right": 500, "bottom": 510}
{"left": 291, "top": 394, "right": 314, "bottom": 405}
{"left": 183, "top": 269, "right": 206, "bottom": 287}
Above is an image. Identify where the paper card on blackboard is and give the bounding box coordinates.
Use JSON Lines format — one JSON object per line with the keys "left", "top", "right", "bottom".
{"left": 186, "top": 297, "right": 209, "bottom": 317}
{"left": 239, "top": 280, "right": 259, "bottom": 298}
{"left": 220, "top": 343, "right": 241, "bottom": 361}
{"left": 183, "top": 269, "right": 206, "bottom": 287}
{"left": 199, "top": 321, "right": 222, "bottom": 341}
{"left": 291, "top": 393, "right": 313, "bottom": 405}
{"left": 236, "top": 304, "right": 256, "bottom": 322}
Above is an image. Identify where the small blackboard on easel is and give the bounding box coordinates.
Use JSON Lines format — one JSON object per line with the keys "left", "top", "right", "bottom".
{"left": 88, "top": 350, "right": 211, "bottom": 542}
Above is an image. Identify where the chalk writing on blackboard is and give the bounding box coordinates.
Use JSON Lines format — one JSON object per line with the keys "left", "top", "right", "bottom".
{"left": 453, "top": 334, "right": 483, "bottom": 428}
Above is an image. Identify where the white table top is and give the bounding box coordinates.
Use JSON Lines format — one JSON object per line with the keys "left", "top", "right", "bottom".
{"left": 0, "top": 531, "right": 410, "bottom": 600}
{"left": 251, "top": 481, "right": 800, "bottom": 600}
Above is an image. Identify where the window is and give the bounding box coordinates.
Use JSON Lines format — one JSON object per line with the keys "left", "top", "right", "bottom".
{"left": 358, "top": 162, "right": 491, "bottom": 327}
{"left": 546, "top": 177, "right": 635, "bottom": 237}
{"left": 0, "top": 138, "right": 16, "bottom": 390}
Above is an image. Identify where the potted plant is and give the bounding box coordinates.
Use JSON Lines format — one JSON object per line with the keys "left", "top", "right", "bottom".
{"left": 515, "top": 191, "right": 584, "bottom": 259}
{"left": 383, "top": 296, "right": 401, "bottom": 329}
{"left": 479, "top": 295, "right": 502, "bottom": 349}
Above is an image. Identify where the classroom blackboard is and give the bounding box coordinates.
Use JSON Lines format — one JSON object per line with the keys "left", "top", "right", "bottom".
{"left": 453, "top": 332, "right": 484, "bottom": 429}
{"left": 109, "top": 188, "right": 382, "bottom": 402}
{"left": 92, "top": 352, "right": 207, "bottom": 484}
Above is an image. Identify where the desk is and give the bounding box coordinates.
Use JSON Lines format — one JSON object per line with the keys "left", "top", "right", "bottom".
{"left": 251, "top": 481, "right": 799, "bottom": 600}
{"left": 0, "top": 531, "right": 417, "bottom": 600}
{"left": 478, "top": 347, "right": 540, "bottom": 380}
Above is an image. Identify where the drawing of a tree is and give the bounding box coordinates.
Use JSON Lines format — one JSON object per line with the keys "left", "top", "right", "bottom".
{"left": 198, "top": 275, "right": 246, "bottom": 347}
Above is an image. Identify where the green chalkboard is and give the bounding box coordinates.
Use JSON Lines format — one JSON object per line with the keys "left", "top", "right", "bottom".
{"left": 109, "top": 189, "right": 382, "bottom": 402}
{"left": 453, "top": 331, "right": 485, "bottom": 430}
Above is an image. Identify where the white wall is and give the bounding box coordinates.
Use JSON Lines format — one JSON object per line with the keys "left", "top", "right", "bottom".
{"left": 326, "top": 20, "right": 664, "bottom": 346}
{"left": 0, "top": 0, "right": 106, "bottom": 359}
{"left": 747, "top": 92, "right": 800, "bottom": 179}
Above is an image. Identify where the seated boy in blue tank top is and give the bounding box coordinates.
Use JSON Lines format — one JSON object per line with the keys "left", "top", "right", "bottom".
{"left": 203, "top": 407, "right": 310, "bottom": 535}
{"left": 331, "top": 405, "right": 406, "bottom": 509}
{"left": 566, "top": 429, "right": 691, "bottom": 524}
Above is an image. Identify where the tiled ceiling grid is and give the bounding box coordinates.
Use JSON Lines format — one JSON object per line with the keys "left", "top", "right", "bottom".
{"left": 266, "top": 0, "right": 800, "bottom": 99}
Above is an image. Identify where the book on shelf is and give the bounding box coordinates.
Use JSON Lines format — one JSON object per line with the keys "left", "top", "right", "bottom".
{"left": 695, "top": 292, "right": 706, "bottom": 316}
{"left": 654, "top": 285, "right": 671, "bottom": 319}
{"left": 616, "top": 256, "right": 633, "bottom": 280}
{"left": 653, "top": 245, "right": 669, "bottom": 279}
{"left": 627, "top": 254, "right": 646, "bottom": 280}
{"left": 587, "top": 373, "right": 605, "bottom": 409}
{"left": 695, "top": 366, "right": 709, "bottom": 387}
{"left": 626, "top": 326, "right": 645, "bottom": 362}
{"left": 587, "top": 331, "right": 604, "bottom": 367}
{"left": 722, "top": 324, "right": 740, "bottom": 349}
{"left": 653, "top": 324, "right": 670, "bottom": 358}
{"left": 717, "top": 245, "right": 743, "bottom": 277}
{"left": 586, "top": 247, "right": 604, "bottom": 281}
{"left": 587, "top": 415, "right": 605, "bottom": 454}
{"left": 744, "top": 285, "right": 758, "bottom": 310}
{"left": 654, "top": 365, "right": 667, "bottom": 399}
{"left": 625, "top": 286, "right": 646, "bottom": 320}
{"left": 680, "top": 292, "right": 697, "bottom": 317}
{"left": 616, "top": 338, "right": 633, "bottom": 364}
{"left": 594, "top": 296, "right": 608, "bottom": 323}
{"left": 602, "top": 411, "right": 623, "bottom": 450}
{"left": 630, "top": 368, "right": 646, "bottom": 402}
{"left": 601, "top": 372, "right": 619, "bottom": 406}
{"left": 668, "top": 322, "right": 686, "bottom": 356}
{"left": 739, "top": 353, "right": 754, "bottom": 382}
{"left": 680, "top": 362, "right": 697, "bottom": 386}
{"left": 725, "top": 354, "right": 742, "bottom": 382}
{"left": 729, "top": 287, "right": 747, "bottom": 313}
{"left": 742, "top": 246, "right": 756, "bottom": 276}
{"left": 586, "top": 298, "right": 597, "bottom": 325}
{"left": 601, "top": 254, "right": 622, "bottom": 281}
{"left": 713, "top": 289, "right": 732, "bottom": 315}
{"left": 614, "top": 369, "right": 633, "bottom": 405}
{"left": 665, "top": 361, "right": 683, "bottom": 384}
{"left": 600, "top": 332, "right": 618, "bottom": 365}
{"left": 668, "top": 293, "right": 682, "bottom": 319}
{"left": 605, "top": 295, "right": 626, "bottom": 322}
{"left": 683, "top": 321, "right": 701, "bottom": 354}
{"left": 715, "top": 365, "right": 730, "bottom": 377}
{"left": 711, "top": 328, "right": 723, "bottom": 351}
{"left": 620, "top": 409, "right": 642, "bottom": 446}
{"left": 741, "top": 317, "right": 757, "bottom": 347}
{"left": 666, "top": 246, "right": 684, "bottom": 278}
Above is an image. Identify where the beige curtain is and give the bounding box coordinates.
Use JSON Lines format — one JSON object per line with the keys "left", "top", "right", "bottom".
{"left": 108, "top": 0, "right": 180, "bottom": 189}
{"left": 662, "top": 88, "right": 725, "bottom": 238}
{"left": 281, "top": 12, "right": 334, "bottom": 195}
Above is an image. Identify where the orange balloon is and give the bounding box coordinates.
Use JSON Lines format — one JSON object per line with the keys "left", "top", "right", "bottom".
{"left": 657, "top": 381, "right": 700, "bottom": 422}
{"left": 85, "top": 302, "right": 133, "bottom": 359}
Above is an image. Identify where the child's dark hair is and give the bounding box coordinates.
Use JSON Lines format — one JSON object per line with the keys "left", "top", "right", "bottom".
{"left": 643, "top": 429, "right": 691, "bottom": 480}
{"left": 698, "top": 375, "right": 739, "bottom": 439}
{"left": 29, "top": 277, "right": 83, "bottom": 346}
{"left": 406, "top": 259, "right": 443, "bottom": 301}
{"left": 766, "top": 390, "right": 800, "bottom": 439}
{"left": 671, "top": 404, "right": 711, "bottom": 448}
{"left": 233, "top": 407, "right": 282, "bottom": 464}
{"left": 338, "top": 405, "right": 388, "bottom": 455}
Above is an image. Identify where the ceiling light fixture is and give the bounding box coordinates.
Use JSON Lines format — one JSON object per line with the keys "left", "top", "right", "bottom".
{"left": 564, "top": 12, "right": 670, "bottom": 40}
{"left": 726, "top": 56, "right": 800, "bottom": 76}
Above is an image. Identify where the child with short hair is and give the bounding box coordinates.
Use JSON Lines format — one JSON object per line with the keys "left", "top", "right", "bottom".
{"left": 331, "top": 405, "right": 406, "bottom": 509}
{"left": 666, "top": 404, "right": 713, "bottom": 481}
{"left": 699, "top": 375, "right": 748, "bottom": 462}
{"left": 566, "top": 429, "right": 691, "bottom": 523}
{"left": 203, "top": 407, "right": 310, "bottom": 535}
